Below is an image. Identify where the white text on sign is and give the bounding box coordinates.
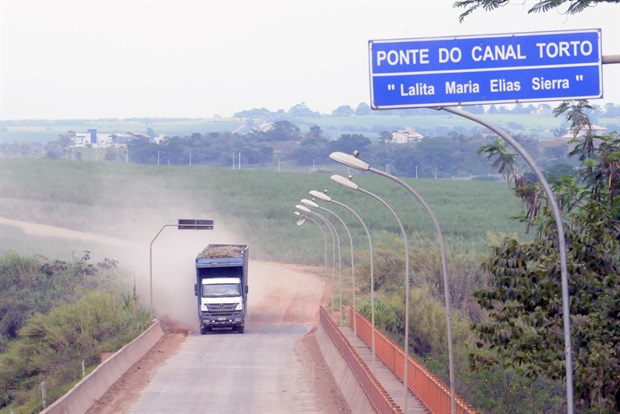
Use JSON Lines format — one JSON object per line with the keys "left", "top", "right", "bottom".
{"left": 376, "top": 41, "right": 595, "bottom": 66}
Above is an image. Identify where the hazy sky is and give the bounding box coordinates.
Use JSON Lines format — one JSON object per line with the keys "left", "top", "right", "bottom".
{"left": 2, "top": 0, "right": 619, "bottom": 120}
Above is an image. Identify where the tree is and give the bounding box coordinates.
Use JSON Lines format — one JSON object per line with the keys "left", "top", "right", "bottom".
{"left": 290, "top": 134, "right": 330, "bottom": 165}
{"left": 355, "top": 102, "right": 372, "bottom": 115}
{"left": 467, "top": 105, "right": 485, "bottom": 114}
{"left": 454, "top": 0, "right": 619, "bottom": 21}
{"left": 544, "top": 162, "right": 576, "bottom": 179}
{"left": 261, "top": 120, "right": 300, "bottom": 142}
{"left": 104, "top": 148, "right": 117, "bottom": 162}
{"left": 233, "top": 107, "right": 274, "bottom": 119}
{"left": 543, "top": 143, "right": 569, "bottom": 161}
{"left": 287, "top": 102, "right": 320, "bottom": 118}
{"left": 307, "top": 125, "right": 325, "bottom": 139}
{"left": 472, "top": 102, "right": 620, "bottom": 412}
{"left": 603, "top": 103, "right": 620, "bottom": 118}
{"left": 331, "top": 105, "right": 355, "bottom": 117}
{"left": 379, "top": 130, "right": 393, "bottom": 142}
{"left": 330, "top": 134, "right": 371, "bottom": 155}
{"left": 44, "top": 132, "right": 73, "bottom": 159}
{"left": 127, "top": 138, "right": 159, "bottom": 164}
{"left": 486, "top": 105, "right": 499, "bottom": 114}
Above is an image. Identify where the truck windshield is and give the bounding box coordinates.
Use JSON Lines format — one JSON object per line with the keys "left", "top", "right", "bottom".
{"left": 202, "top": 283, "right": 241, "bottom": 297}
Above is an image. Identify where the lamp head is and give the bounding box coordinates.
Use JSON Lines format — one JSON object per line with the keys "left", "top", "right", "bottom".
{"left": 295, "top": 204, "right": 312, "bottom": 213}
{"left": 301, "top": 198, "right": 319, "bottom": 208}
{"left": 329, "top": 151, "right": 370, "bottom": 171}
{"left": 310, "top": 190, "right": 331, "bottom": 202}
{"left": 331, "top": 174, "right": 359, "bottom": 190}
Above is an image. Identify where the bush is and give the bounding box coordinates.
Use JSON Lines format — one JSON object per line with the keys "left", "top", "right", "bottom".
{"left": 1, "top": 290, "right": 149, "bottom": 413}
{"left": 0, "top": 251, "right": 121, "bottom": 339}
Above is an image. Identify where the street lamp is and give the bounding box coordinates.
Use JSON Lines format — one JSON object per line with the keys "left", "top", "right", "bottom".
{"left": 296, "top": 204, "right": 343, "bottom": 324}
{"left": 310, "top": 189, "right": 376, "bottom": 372}
{"left": 329, "top": 174, "right": 411, "bottom": 413}
{"left": 294, "top": 211, "right": 332, "bottom": 315}
{"left": 149, "top": 219, "right": 214, "bottom": 320}
{"left": 330, "top": 151, "right": 456, "bottom": 414}
{"left": 301, "top": 198, "right": 355, "bottom": 329}
{"left": 295, "top": 211, "right": 328, "bottom": 281}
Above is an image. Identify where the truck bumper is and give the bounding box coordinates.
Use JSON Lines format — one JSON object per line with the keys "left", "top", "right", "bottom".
{"left": 200, "top": 311, "right": 244, "bottom": 328}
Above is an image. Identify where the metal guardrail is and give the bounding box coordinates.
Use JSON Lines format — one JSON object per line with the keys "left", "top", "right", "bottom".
{"left": 320, "top": 306, "right": 403, "bottom": 414}
{"left": 349, "top": 307, "right": 479, "bottom": 414}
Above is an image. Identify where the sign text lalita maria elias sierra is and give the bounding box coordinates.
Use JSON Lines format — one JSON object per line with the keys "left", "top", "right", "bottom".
{"left": 368, "top": 29, "right": 602, "bottom": 109}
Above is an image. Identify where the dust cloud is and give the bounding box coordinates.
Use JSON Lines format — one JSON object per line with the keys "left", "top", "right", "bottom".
{"left": 147, "top": 227, "right": 245, "bottom": 331}
{"left": 1, "top": 209, "right": 245, "bottom": 332}
{"left": 1, "top": 163, "right": 250, "bottom": 329}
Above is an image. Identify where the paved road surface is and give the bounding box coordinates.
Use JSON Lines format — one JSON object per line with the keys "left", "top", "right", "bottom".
{"left": 125, "top": 260, "right": 342, "bottom": 414}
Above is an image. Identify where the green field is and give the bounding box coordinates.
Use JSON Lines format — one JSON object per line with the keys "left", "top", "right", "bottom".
{"left": 0, "top": 158, "right": 528, "bottom": 263}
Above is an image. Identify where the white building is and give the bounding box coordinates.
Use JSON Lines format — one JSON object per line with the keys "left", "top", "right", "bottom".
{"left": 390, "top": 127, "right": 424, "bottom": 144}
{"left": 562, "top": 124, "right": 607, "bottom": 138}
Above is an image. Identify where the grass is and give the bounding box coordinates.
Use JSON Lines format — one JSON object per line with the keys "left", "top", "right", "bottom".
{"left": 0, "top": 158, "right": 528, "bottom": 264}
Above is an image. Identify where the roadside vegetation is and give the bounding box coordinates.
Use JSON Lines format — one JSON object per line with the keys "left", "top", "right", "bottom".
{"left": 358, "top": 102, "right": 619, "bottom": 412}
{"left": 0, "top": 251, "right": 149, "bottom": 414}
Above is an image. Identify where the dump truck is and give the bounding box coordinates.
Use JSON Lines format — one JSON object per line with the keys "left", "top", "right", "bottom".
{"left": 194, "top": 244, "right": 249, "bottom": 334}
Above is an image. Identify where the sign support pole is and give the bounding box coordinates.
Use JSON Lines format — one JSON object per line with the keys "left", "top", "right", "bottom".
{"left": 438, "top": 106, "right": 574, "bottom": 414}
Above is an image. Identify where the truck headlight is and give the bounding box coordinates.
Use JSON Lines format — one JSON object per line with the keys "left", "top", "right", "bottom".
{"left": 235, "top": 303, "right": 243, "bottom": 311}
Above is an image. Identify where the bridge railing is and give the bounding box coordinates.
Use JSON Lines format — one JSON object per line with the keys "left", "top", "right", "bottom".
{"left": 350, "top": 307, "right": 478, "bottom": 414}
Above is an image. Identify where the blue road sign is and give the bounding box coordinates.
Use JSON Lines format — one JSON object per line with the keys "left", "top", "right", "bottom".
{"left": 369, "top": 29, "right": 602, "bottom": 109}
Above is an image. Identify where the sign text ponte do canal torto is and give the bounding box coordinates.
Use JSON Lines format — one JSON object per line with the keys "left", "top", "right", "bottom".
{"left": 369, "top": 29, "right": 603, "bottom": 109}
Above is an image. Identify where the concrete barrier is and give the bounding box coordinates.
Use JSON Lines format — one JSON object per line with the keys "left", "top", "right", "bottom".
{"left": 316, "top": 323, "right": 376, "bottom": 414}
{"left": 41, "top": 320, "right": 165, "bottom": 414}
{"left": 318, "top": 306, "right": 403, "bottom": 414}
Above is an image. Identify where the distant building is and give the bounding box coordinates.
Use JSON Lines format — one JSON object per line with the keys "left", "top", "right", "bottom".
{"left": 70, "top": 129, "right": 161, "bottom": 148}
{"left": 72, "top": 133, "right": 92, "bottom": 147}
{"left": 562, "top": 124, "right": 607, "bottom": 138}
{"left": 233, "top": 121, "right": 274, "bottom": 135}
{"left": 390, "top": 127, "right": 424, "bottom": 144}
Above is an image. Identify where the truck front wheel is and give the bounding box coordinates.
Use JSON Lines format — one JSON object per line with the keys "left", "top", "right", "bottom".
{"left": 200, "top": 325, "right": 209, "bottom": 335}
{"left": 237, "top": 326, "right": 244, "bottom": 334}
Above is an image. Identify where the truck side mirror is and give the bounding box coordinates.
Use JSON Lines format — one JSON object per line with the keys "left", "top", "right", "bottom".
{"left": 246, "top": 286, "right": 249, "bottom": 294}
{"left": 194, "top": 283, "right": 198, "bottom": 296}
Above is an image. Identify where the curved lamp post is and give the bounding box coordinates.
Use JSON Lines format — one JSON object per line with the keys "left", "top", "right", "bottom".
{"left": 329, "top": 174, "right": 412, "bottom": 413}
{"left": 295, "top": 211, "right": 337, "bottom": 318}
{"left": 330, "top": 152, "right": 456, "bottom": 413}
{"left": 310, "top": 190, "right": 374, "bottom": 363}
{"left": 301, "top": 198, "right": 355, "bottom": 329}
{"left": 296, "top": 204, "right": 343, "bottom": 325}
{"left": 330, "top": 152, "right": 456, "bottom": 412}
{"left": 441, "top": 105, "right": 574, "bottom": 413}
{"left": 295, "top": 211, "right": 330, "bottom": 306}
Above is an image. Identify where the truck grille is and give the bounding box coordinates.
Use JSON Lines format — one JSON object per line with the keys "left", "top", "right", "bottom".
{"left": 206, "top": 303, "right": 237, "bottom": 312}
